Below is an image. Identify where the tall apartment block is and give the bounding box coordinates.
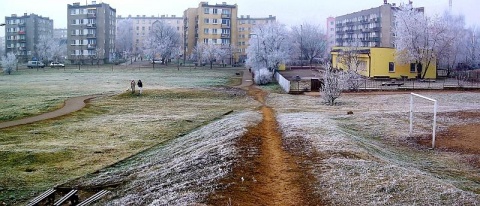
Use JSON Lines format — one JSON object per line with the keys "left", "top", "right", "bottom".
{"left": 67, "top": 1, "right": 116, "bottom": 64}
{"left": 4, "top": 13, "right": 53, "bottom": 62}
{"left": 326, "top": 17, "right": 336, "bottom": 54}
{"left": 335, "top": 2, "right": 424, "bottom": 48}
{"left": 116, "top": 14, "right": 183, "bottom": 54}
{"left": 184, "top": 2, "right": 238, "bottom": 63}
{"left": 237, "top": 15, "right": 276, "bottom": 62}
{"left": 54, "top": 28, "right": 68, "bottom": 44}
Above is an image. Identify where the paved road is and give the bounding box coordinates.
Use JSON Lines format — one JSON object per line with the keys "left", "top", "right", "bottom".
{"left": 0, "top": 95, "right": 98, "bottom": 129}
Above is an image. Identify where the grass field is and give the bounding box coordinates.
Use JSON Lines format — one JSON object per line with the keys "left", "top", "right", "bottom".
{"left": 0, "top": 66, "right": 259, "bottom": 205}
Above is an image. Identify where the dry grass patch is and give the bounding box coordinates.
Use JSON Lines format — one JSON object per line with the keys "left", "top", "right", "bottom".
{"left": 0, "top": 87, "right": 258, "bottom": 205}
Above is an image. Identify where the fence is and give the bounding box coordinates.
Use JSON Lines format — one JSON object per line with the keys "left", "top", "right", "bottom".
{"left": 350, "top": 77, "right": 480, "bottom": 91}
{"left": 275, "top": 72, "right": 291, "bottom": 93}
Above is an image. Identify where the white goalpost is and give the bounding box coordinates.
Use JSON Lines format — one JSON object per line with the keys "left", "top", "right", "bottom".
{"left": 409, "top": 93, "right": 438, "bottom": 149}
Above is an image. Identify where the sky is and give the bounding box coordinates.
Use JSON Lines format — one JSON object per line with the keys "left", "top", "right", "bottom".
{"left": 1, "top": 0, "right": 479, "bottom": 37}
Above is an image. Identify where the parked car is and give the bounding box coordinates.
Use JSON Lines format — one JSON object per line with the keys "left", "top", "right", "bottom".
{"left": 50, "top": 62, "right": 65, "bottom": 68}
{"left": 27, "top": 61, "right": 45, "bottom": 68}
{"left": 151, "top": 59, "right": 163, "bottom": 64}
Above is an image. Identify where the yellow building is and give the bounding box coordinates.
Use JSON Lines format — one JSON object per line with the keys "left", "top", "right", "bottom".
{"left": 331, "top": 47, "right": 436, "bottom": 79}
{"left": 183, "top": 2, "right": 275, "bottom": 63}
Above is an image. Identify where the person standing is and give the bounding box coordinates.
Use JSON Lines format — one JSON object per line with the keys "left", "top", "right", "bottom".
{"left": 137, "top": 80, "right": 143, "bottom": 95}
{"left": 130, "top": 80, "right": 136, "bottom": 94}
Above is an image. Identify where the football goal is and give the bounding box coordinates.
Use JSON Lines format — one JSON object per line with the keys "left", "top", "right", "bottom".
{"left": 409, "top": 93, "right": 438, "bottom": 149}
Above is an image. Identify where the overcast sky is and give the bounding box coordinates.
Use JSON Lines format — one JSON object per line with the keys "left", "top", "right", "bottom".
{"left": 1, "top": 0, "right": 479, "bottom": 37}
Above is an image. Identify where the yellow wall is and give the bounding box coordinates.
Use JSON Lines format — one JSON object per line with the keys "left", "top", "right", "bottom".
{"left": 332, "top": 47, "right": 437, "bottom": 79}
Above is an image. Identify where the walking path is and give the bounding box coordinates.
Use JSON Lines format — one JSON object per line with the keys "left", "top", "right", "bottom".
{"left": 0, "top": 95, "right": 98, "bottom": 129}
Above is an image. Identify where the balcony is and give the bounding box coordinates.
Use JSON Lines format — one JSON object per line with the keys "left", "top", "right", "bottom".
{"left": 19, "top": 39, "right": 26, "bottom": 43}
{"left": 373, "top": 27, "right": 381, "bottom": 32}
{"left": 87, "top": 13, "right": 96, "bottom": 18}
{"left": 87, "top": 44, "right": 96, "bottom": 49}
{"left": 18, "top": 31, "right": 25, "bottom": 34}
{"left": 360, "top": 19, "right": 369, "bottom": 24}
{"left": 86, "top": 34, "right": 96, "bottom": 38}
{"left": 221, "top": 14, "right": 230, "bottom": 18}
{"left": 221, "top": 33, "right": 230, "bottom": 38}
{"left": 221, "top": 24, "right": 230, "bottom": 28}
{"left": 336, "top": 30, "right": 344, "bottom": 34}
{"left": 346, "top": 29, "right": 355, "bottom": 34}
{"left": 346, "top": 21, "right": 354, "bottom": 26}
{"left": 86, "top": 23, "right": 96, "bottom": 28}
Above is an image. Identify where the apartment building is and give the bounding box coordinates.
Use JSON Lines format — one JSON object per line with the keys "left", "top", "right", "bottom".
{"left": 0, "top": 37, "right": 5, "bottom": 56}
{"left": 54, "top": 28, "right": 68, "bottom": 44}
{"left": 184, "top": 2, "right": 238, "bottom": 63}
{"left": 326, "top": 17, "right": 336, "bottom": 54}
{"left": 67, "top": 1, "right": 116, "bottom": 64}
{"left": 335, "top": 2, "right": 424, "bottom": 48}
{"left": 116, "top": 14, "right": 183, "bottom": 54}
{"left": 237, "top": 15, "right": 276, "bottom": 62}
{"left": 4, "top": 13, "right": 53, "bottom": 62}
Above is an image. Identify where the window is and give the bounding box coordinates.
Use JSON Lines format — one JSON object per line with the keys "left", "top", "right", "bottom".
{"left": 142, "top": 26, "right": 145, "bottom": 31}
{"left": 222, "top": 19, "right": 230, "bottom": 26}
{"left": 212, "top": 39, "right": 217, "bottom": 44}
{"left": 204, "top": 28, "right": 209, "bottom": 34}
{"left": 212, "top": 19, "right": 218, "bottom": 24}
{"left": 204, "top": 18, "right": 209, "bottom": 24}
{"left": 204, "top": 8, "right": 209, "bottom": 14}
{"left": 221, "top": 39, "right": 230, "bottom": 45}
{"left": 410, "top": 63, "right": 422, "bottom": 73}
{"left": 389, "top": 62, "right": 395, "bottom": 72}
{"left": 136, "top": 26, "right": 139, "bottom": 31}
{"left": 222, "top": 9, "right": 230, "bottom": 14}
{"left": 213, "top": 9, "right": 218, "bottom": 14}
{"left": 212, "top": 28, "right": 218, "bottom": 34}
{"left": 204, "top": 38, "right": 209, "bottom": 43}
{"left": 221, "top": 29, "right": 230, "bottom": 34}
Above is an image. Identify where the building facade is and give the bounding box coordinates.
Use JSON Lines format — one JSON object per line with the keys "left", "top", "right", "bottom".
{"left": 116, "top": 14, "right": 183, "bottom": 55}
{"left": 237, "top": 15, "right": 276, "bottom": 62}
{"left": 183, "top": 2, "right": 275, "bottom": 63}
{"left": 335, "top": 2, "right": 424, "bottom": 48}
{"left": 4, "top": 13, "right": 53, "bottom": 62}
{"left": 184, "top": 2, "right": 238, "bottom": 63}
{"left": 326, "top": 17, "right": 336, "bottom": 55}
{"left": 54, "top": 28, "right": 68, "bottom": 44}
{"left": 67, "top": 1, "right": 116, "bottom": 64}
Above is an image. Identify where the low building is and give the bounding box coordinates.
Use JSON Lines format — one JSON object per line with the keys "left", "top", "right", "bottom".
{"left": 331, "top": 47, "right": 437, "bottom": 79}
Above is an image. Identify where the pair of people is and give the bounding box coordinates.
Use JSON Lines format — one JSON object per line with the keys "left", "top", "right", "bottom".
{"left": 130, "top": 80, "right": 143, "bottom": 95}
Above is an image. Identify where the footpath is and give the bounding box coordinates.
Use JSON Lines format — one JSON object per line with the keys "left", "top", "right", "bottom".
{"left": 0, "top": 95, "right": 98, "bottom": 129}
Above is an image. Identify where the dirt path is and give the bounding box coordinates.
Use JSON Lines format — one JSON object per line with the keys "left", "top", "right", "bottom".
{"left": 0, "top": 95, "right": 98, "bottom": 129}
{"left": 208, "top": 85, "right": 316, "bottom": 205}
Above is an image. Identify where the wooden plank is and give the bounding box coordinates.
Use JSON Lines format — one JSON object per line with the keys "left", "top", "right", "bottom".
{"left": 77, "top": 190, "right": 109, "bottom": 206}
{"left": 54, "top": 189, "right": 78, "bottom": 206}
{"left": 26, "top": 188, "right": 56, "bottom": 206}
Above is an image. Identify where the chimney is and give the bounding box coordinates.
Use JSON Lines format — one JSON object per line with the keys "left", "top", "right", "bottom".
{"left": 143, "top": 15, "right": 146, "bottom": 17}
{"left": 269, "top": 15, "right": 272, "bottom": 18}
{"left": 240, "top": 15, "right": 244, "bottom": 18}
{"left": 246, "top": 15, "right": 250, "bottom": 18}
{"left": 222, "top": 2, "right": 226, "bottom": 5}
{"left": 24, "top": 13, "right": 28, "bottom": 16}
{"left": 384, "top": 0, "right": 387, "bottom": 4}
{"left": 92, "top": 0, "right": 96, "bottom": 4}
{"left": 161, "top": 15, "right": 165, "bottom": 17}
{"left": 172, "top": 15, "right": 176, "bottom": 17}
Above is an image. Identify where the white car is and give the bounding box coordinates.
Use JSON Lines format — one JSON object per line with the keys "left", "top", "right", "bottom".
{"left": 50, "top": 62, "right": 65, "bottom": 68}
{"left": 151, "top": 59, "right": 163, "bottom": 64}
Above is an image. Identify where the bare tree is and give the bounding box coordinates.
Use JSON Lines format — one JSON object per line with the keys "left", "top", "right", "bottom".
{"left": 292, "top": 23, "right": 328, "bottom": 67}
{"left": 246, "top": 22, "right": 293, "bottom": 71}
{"left": 336, "top": 40, "right": 366, "bottom": 91}
{"left": 321, "top": 62, "right": 347, "bottom": 105}
{"left": 190, "top": 43, "right": 206, "bottom": 68}
{"left": 143, "top": 20, "right": 181, "bottom": 67}
{"left": 435, "top": 12, "right": 466, "bottom": 77}
{"left": 393, "top": 3, "right": 448, "bottom": 79}
{"left": 116, "top": 19, "right": 134, "bottom": 59}
{"left": 201, "top": 43, "right": 223, "bottom": 69}
{"left": 2, "top": 52, "right": 17, "bottom": 75}
{"left": 35, "top": 35, "right": 55, "bottom": 69}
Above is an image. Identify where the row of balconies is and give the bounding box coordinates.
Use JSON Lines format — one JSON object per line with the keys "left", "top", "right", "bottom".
{"left": 336, "top": 27, "right": 381, "bottom": 34}
{"left": 335, "top": 37, "right": 380, "bottom": 42}
{"left": 70, "top": 34, "right": 97, "bottom": 38}
{"left": 336, "top": 18, "right": 381, "bottom": 27}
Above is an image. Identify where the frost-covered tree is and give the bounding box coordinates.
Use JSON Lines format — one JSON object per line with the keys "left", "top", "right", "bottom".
{"left": 321, "top": 63, "right": 347, "bottom": 105}
{"left": 393, "top": 3, "right": 449, "bottom": 79}
{"left": 463, "top": 26, "right": 480, "bottom": 68}
{"left": 116, "top": 18, "right": 134, "bottom": 56}
{"left": 292, "top": 23, "right": 328, "bottom": 66}
{"left": 254, "top": 68, "right": 273, "bottom": 85}
{"left": 190, "top": 43, "right": 206, "bottom": 67}
{"left": 435, "top": 12, "right": 466, "bottom": 77}
{"left": 2, "top": 52, "right": 17, "bottom": 75}
{"left": 336, "top": 40, "right": 366, "bottom": 91}
{"left": 35, "top": 35, "right": 55, "bottom": 67}
{"left": 201, "top": 43, "right": 224, "bottom": 69}
{"left": 143, "top": 20, "right": 181, "bottom": 67}
{"left": 246, "top": 22, "right": 293, "bottom": 71}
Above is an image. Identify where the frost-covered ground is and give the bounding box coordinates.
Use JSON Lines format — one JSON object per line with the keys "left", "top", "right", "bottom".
{"left": 272, "top": 92, "right": 480, "bottom": 205}
{"left": 74, "top": 111, "right": 261, "bottom": 205}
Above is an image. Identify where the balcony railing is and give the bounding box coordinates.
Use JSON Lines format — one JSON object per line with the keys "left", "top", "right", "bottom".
{"left": 346, "top": 29, "right": 355, "bottom": 34}
{"left": 87, "top": 44, "right": 96, "bottom": 49}
{"left": 221, "top": 33, "right": 230, "bottom": 38}
{"left": 86, "top": 34, "right": 96, "bottom": 38}
{"left": 87, "top": 13, "right": 96, "bottom": 18}
{"left": 86, "top": 23, "right": 96, "bottom": 28}
{"left": 373, "top": 27, "right": 381, "bottom": 32}
{"left": 18, "top": 31, "right": 25, "bottom": 34}
{"left": 221, "top": 14, "right": 230, "bottom": 18}
{"left": 346, "top": 22, "right": 354, "bottom": 26}
{"left": 221, "top": 24, "right": 230, "bottom": 28}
